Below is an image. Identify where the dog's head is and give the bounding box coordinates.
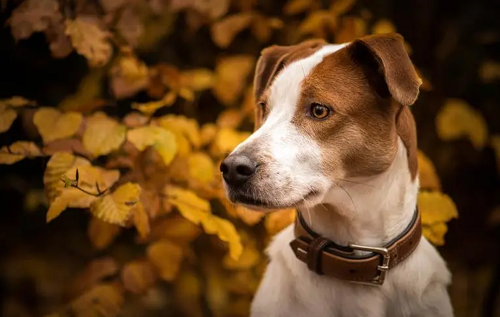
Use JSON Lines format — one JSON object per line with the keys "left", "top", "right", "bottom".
{"left": 220, "top": 33, "right": 421, "bottom": 210}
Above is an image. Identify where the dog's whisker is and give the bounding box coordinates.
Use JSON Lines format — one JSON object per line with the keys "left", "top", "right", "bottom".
{"left": 337, "top": 182, "right": 358, "bottom": 215}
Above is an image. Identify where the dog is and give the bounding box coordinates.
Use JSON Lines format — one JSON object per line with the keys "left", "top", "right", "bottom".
{"left": 220, "top": 33, "right": 453, "bottom": 317}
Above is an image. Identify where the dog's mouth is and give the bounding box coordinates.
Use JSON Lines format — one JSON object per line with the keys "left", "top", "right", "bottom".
{"left": 229, "top": 189, "right": 321, "bottom": 210}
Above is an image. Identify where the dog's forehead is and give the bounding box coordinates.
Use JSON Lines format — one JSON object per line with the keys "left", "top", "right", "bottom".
{"left": 267, "top": 44, "right": 348, "bottom": 118}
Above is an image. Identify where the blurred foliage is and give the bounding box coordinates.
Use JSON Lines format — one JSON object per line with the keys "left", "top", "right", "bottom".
{"left": 4, "top": 0, "right": 500, "bottom": 316}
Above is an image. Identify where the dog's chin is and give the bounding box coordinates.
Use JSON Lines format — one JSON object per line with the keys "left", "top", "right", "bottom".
{"left": 227, "top": 189, "right": 323, "bottom": 211}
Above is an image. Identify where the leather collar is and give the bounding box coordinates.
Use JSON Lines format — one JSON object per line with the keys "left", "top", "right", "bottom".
{"left": 289, "top": 207, "right": 422, "bottom": 285}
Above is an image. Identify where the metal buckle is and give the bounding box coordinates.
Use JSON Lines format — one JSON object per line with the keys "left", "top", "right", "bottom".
{"left": 348, "top": 243, "right": 390, "bottom": 286}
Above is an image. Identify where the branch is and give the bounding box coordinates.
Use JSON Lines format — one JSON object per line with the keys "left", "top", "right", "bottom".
{"left": 60, "top": 169, "right": 110, "bottom": 197}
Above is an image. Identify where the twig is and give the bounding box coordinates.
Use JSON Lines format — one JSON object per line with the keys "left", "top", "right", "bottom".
{"left": 60, "top": 169, "right": 110, "bottom": 197}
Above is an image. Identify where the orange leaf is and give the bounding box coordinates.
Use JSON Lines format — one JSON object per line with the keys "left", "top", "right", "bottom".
{"left": 88, "top": 217, "right": 121, "bottom": 250}
{"left": 147, "top": 240, "right": 184, "bottom": 281}
{"left": 121, "top": 260, "right": 157, "bottom": 294}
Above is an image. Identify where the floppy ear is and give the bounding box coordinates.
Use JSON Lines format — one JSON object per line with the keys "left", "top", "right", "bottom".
{"left": 347, "top": 33, "right": 422, "bottom": 106}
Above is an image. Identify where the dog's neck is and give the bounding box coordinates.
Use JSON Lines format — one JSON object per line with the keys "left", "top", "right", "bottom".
{"left": 298, "top": 138, "right": 418, "bottom": 248}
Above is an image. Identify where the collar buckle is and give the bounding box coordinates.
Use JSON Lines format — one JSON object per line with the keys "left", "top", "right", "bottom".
{"left": 348, "top": 243, "right": 390, "bottom": 286}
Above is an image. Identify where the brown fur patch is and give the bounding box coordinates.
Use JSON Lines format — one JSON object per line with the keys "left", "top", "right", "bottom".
{"left": 291, "top": 33, "right": 420, "bottom": 180}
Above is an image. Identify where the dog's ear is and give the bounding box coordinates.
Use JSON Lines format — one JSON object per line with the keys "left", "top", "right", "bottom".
{"left": 347, "top": 33, "right": 422, "bottom": 106}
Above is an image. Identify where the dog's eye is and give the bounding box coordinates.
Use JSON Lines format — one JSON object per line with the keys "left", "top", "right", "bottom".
{"left": 310, "top": 103, "right": 330, "bottom": 119}
{"left": 258, "top": 102, "right": 267, "bottom": 115}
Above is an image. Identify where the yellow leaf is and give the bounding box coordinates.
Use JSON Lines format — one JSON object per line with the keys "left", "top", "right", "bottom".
{"left": 88, "top": 216, "right": 121, "bottom": 250}
{"left": 417, "top": 151, "right": 441, "bottom": 191}
{"left": 251, "top": 16, "right": 283, "bottom": 43}
{"left": 121, "top": 260, "right": 157, "bottom": 294}
{"left": 156, "top": 114, "right": 201, "bottom": 149}
{"left": 147, "top": 240, "right": 184, "bottom": 281}
{"left": 418, "top": 191, "right": 458, "bottom": 225}
{"left": 234, "top": 205, "right": 265, "bottom": 226}
{"left": 210, "top": 13, "right": 253, "bottom": 48}
{"left": 174, "top": 270, "right": 203, "bottom": 317}
{"left": 65, "top": 17, "right": 112, "bottom": 67}
{"left": 216, "top": 109, "right": 243, "bottom": 128}
{"left": 59, "top": 68, "right": 104, "bottom": 111}
{"left": 265, "top": 209, "right": 296, "bottom": 236}
{"left": 90, "top": 182, "right": 141, "bottom": 226}
{"left": 335, "top": 16, "right": 366, "bottom": 43}
{"left": 180, "top": 69, "right": 216, "bottom": 91}
{"left": 33, "top": 107, "right": 82, "bottom": 143}
{"left": 127, "top": 125, "right": 178, "bottom": 165}
{"left": 284, "top": 0, "right": 316, "bottom": 15}
{"left": 0, "top": 141, "right": 41, "bottom": 165}
{"left": 213, "top": 55, "right": 255, "bottom": 106}
{"left": 435, "top": 99, "right": 488, "bottom": 149}
{"left": 299, "top": 10, "right": 337, "bottom": 37}
{"left": 372, "top": 19, "right": 396, "bottom": 34}
{"left": 330, "top": 0, "right": 356, "bottom": 16}
{"left": 422, "top": 222, "right": 448, "bottom": 246}
{"left": 69, "top": 283, "right": 124, "bottom": 317}
{"left": 110, "top": 55, "right": 149, "bottom": 99}
{"left": 43, "top": 152, "right": 91, "bottom": 202}
{"left": 148, "top": 216, "right": 202, "bottom": 245}
{"left": 223, "top": 243, "right": 260, "bottom": 270}
{"left": 188, "top": 152, "right": 215, "bottom": 184}
{"left": 131, "top": 91, "right": 177, "bottom": 115}
{"left": 201, "top": 123, "right": 218, "bottom": 146}
{"left": 0, "top": 96, "right": 34, "bottom": 108}
{"left": 83, "top": 112, "right": 126, "bottom": 156}
{"left": 202, "top": 215, "right": 243, "bottom": 260}
{"left": 164, "top": 185, "right": 242, "bottom": 259}
{"left": 132, "top": 202, "right": 150, "bottom": 239}
{"left": 212, "top": 128, "right": 250, "bottom": 155}
{"left": 46, "top": 165, "right": 120, "bottom": 222}
{"left": 164, "top": 185, "right": 211, "bottom": 224}
{"left": 68, "top": 257, "right": 118, "bottom": 298}
{"left": 0, "top": 105, "right": 17, "bottom": 134}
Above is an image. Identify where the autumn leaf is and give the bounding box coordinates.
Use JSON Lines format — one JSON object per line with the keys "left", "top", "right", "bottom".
{"left": 127, "top": 126, "right": 177, "bottom": 165}
{"left": 132, "top": 202, "right": 150, "bottom": 239}
{"left": 156, "top": 114, "right": 202, "bottom": 149}
{"left": 121, "top": 260, "right": 157, "bottom": 294}
{"left": 8, "top": 0, "right": 62, "bottom": 41}
{"left": 211, "top": 13, "right": 253, "bottom": 48}
{"left": 435, "top": 98, "right": 488, "bottom": 149}
{"left": 330, "top": 0, "right": 356, "bottom": 16}
{"left": 147, "top": 216, "right": 202, "bottom": 245}
{"left": 212, "top": 55, "right": 255, "bottom": 106}
{"left": 479, "top": 60, "right": 500, "bottom": 83}
{"left": 216, "top": 109, "right": 243, "bottom": 128}
{"left": 110, "top": 55, "right": 149, "bottom": 99}
{"left": 226, "top": 203, "right": 265, "bottom": 226}
{"left": 201, "top": 123, "right": 218, "bottom": 146}
{"left": 88, "top": 217, "right": 121, "bottom": 250}
{"left": 33, "top": 107, "right": 83, "bottom": 143}
{"left": 43, "top": 152, "right": 90, "bottom": 202}
{"left": 202, "top": 216, "right": 243, "bottom": 260}
{"left": 90, "top": 182, "right": 141, "bottom": 226}
{"left": 0, "top": 141, "right": 42, "bottom": 165}
{"left": 68, "top": 257, "right": 118, "bottom": 298}
{"left": 116, "top": 8, "right": 144, "bottom": 47}
{"left": 58, "top": 68, "right": 105, "bottom": 112}
{"left": 223, "top": 243, "right": 260, "bottom": 270}
{"left": 46, "top": 165, "right": 120, "bottom": 222}
{"left": 418, "top": 191, "right": 458, "bottom": 245}
{"left": 335, "top": 16, "right": 367, "bottom": 43}
{"left": 131, "top": 91, "right": 177, "bottom": 115}
{"left": 284, "top": 0, "right": 317, "bottom": 15}
{"left": 299, "top": 10, "right": 337, "bottom": 38}
{"left": 0, "top": 105, "right": 17, "bottom": 134}
{"left": 65, "top": 17, "right": 112, "bottom": 67}
{"left": 372, "top": 19, "right": 396, "bottom": 34}
{"left": 147, "top": 240, "right": 184, "bottom": 281}
{"left": 265, "top": 209, "right": 296, "bottom": 236}
{"left": 174, "top": 270, "right": 204, "bottom": 317}
{"left": 0, "top": 96, "right": 35, "bottom": 108}
{"left": 188, "top": 152, "right": 215, "bottom": 184}
{"left": 212, "top": 128, "right": 250, "bottom": 155}
{"left": 164, "top": 185, "right": 211, "bottom": 223}
{"left": 179, "top": 69, "right": 216, "bottom": 91}
{"left": 418, "top": 151, "right": 441, "bottom": 191}
{"left": 83, "top": 112, "right": 126, "bottom": 157}
{"left": 69, "top": 283, "right": 124, "bottom": 317}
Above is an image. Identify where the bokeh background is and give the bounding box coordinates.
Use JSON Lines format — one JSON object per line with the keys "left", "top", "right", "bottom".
{"left": 0, "top": 0, "right": 499, "bottom": 316}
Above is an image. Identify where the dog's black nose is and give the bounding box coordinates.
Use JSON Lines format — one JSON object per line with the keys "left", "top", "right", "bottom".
{"left": 220, "top": 154, "right": 257, "bottom": 186}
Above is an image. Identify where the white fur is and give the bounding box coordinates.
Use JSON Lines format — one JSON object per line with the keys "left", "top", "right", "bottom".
{"left": 235, "top": 45, "right": 454, "bottom": 316}
{"left": 250, "top": 139, "right": 454, "bottom": 317}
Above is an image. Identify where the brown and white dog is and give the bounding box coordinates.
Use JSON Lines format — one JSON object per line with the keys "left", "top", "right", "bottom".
{"left": 220, "top": 33, "right": 453, "bottom": 317}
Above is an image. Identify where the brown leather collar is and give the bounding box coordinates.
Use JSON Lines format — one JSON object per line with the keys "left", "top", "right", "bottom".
{"left": 289, "top": 207, "right": 422, "bottom": 285}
